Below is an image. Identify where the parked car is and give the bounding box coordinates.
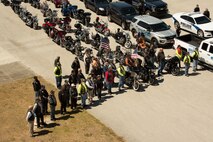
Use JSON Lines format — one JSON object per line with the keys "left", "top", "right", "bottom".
{"left": 174, "top": 34, "right": 213, "bottom": 69}
{"left": 107, "top": 1, "right": 138, "bottom": 30}
{"left": 173, "top": 12, "right": 213, "bottom": 38}
{"left": 121, "top": 0, "right": 168, "bottom": 17}
{"left": 84, "top": 0, "right": 110, "bottom": 15}
{"left": 130, "top": 15, "right": 176, "bottom": 47}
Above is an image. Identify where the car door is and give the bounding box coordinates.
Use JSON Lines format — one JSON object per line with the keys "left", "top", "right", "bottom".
{"left": 137, "top": 21, "right": 151, "bottom": 42}
{"left": 206, "top": 45, "right": 213, "bottom": 66}
{"left": 90, "top": 0, "right": 96, "bottom": 11}
{"left": 199, "top": 42, "right": 210, "bottom": 64}
{"left": 111, "top": 7, "right": 121, "bottom": 24}
{"left": 180, "top": 16, "right": 194, "bottom": 33}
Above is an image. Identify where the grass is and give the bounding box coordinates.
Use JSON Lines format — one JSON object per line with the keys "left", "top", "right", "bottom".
{"left": 0, "top": 76, "right": 124, "bottom": 142}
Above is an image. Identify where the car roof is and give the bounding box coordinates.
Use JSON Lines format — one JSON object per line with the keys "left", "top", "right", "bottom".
{"left": 133, "top": 15, "right": 163, "bottom": 24}
{"left": 110, "top": 1, "right": 133, "bottom": 9}
{"left": 176, "top": 12, "right": 205, "bottom": 18}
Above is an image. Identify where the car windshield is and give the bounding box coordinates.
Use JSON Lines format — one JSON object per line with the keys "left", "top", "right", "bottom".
{"left": 150, "top": 22, "right": 169, "bottom": 32}
{"left": 96, "top": 0, "right": 109, "bottom": 4}
{"left": 194, "top": 16, "right": 211, "bottom": 24}
{"left": 120, "top": 7, "right": 136, "bottom": 15}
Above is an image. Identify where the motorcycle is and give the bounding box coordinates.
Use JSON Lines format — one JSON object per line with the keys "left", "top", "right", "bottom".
{"left": 90, "top": 33, "right": 102, "bottom": 50}
{"left": 73, "top": 9, "right": 84, "bottom": 20}
{"left": 113, "top": 46, "right": 124, "bottom": 63}
{"left": 61, "top": 4, "right": 78, "bottom": 17}
{"left": 52, "top": 29, "right": 67, "bottom": 46}
{"left": 42, "top": 18, "right": 56, "bottom": 34}
{"left": 11, "top": 3, "right": 20, "bottom": 14}
{"left": 74, "top": 23, "right": 90, "bottom": 44}
{"left": 164, "top": 56, "right": 180, "bottom": 76}
{"left": 124, "top": 71, "right": 143, "bottom": 91}
{"left": 79, "top": 12, "right": 91, "bottom": 27}
{"left": 26, "top": 15, "right": 39, "bottom": 30}
{"left": 40, "top": 1, "right": 49, "bottom": 17}
{"left": 1, "top": 0, "right": 10, "bottom": 6}
{"left": 139, "top": 65, "right": 156, "bottom": 85}
{"left": 111, "top": 30, "right": 132, "bottom": 49}
{"left": 29, "top": 0, "right": 40, "bottom": 9}
{"left": 57, "top": 17, "right": 72, "bottom": 33}
{"left": 93, "top": 19, "right": 110, "bottom": 36}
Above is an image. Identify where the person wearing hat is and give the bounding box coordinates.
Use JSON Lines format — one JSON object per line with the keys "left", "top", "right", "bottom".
{"left": 191, "top": 47, "right": 199, "bottom": 72}
{"left": 183, "top": 51, "right": 191, "bottom": 76}
{"left": 54, "top": 62, "right": 62, "bottom": 89}
{"left": 26, "top": 105, "right": 35, "bottom": 137}
{"left": 86, "top": 75, "right": 95, "bottom": 104}
{"left": 77, "top": 78, "right": 88, "bottom": 108}
{"left": 157, "top": 48, "right": 165, "bottom": 76}
{"left": 49, "top": 90, "right": 57, "bottom": 121}
{"left": 105, "top": 66, "right": 115, "bottom": 95}
{"left": 117, "top": 63, "right": 126, "bottom": 91}
{"left": 69, "top": 83, "right": 78, "bottom": 109}
{"left": 32, "top": 76, "right": 41, "bottom": 100}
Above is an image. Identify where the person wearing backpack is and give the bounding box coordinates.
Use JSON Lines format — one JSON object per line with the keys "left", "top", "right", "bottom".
{"left": 183, "top": 52, "right": 191, "bottom": 77}
{"left": 191, "top": 47, "right": 199, "bottom": 72}
{"left": 49, "top": 90, "right": 57, "bottom": 121}
{"left": 26, "top": 105, "right": 35, "bottom": 137}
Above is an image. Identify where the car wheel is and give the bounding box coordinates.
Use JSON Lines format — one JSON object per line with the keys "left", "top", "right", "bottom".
{"left": 145, "top": 10, "right": 151, "bottom": 15}
{"left": 151, "top": 38, "right": 158, "bottom": 47}
{"left": 174, "top": 21, "right": 180, "bottom": 30}
{"left": 197, "top": 30, "right": 204, "bottom": 38}
{"left": 108, "top": 14, "right": 112, "bottom": 22}
{"left": 121, "top": 21, "right": 127, "bottom": 30}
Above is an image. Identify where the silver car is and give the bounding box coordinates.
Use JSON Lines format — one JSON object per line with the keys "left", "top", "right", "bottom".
{"left": 130, "top": 15, "right": 176, "bottom": 47}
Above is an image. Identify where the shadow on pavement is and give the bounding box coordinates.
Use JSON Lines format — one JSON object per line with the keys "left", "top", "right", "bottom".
{"left": 45, "top": 122, "right": 60, "bottom": 128}
{"left": 34, "top": 130, "right": 52, "bottom": 137}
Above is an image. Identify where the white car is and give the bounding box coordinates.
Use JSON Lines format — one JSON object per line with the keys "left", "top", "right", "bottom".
{"left": 173, "top": 12, "right": 213, "bottom": 38}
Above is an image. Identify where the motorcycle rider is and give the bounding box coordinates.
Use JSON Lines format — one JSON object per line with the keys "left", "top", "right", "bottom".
{"left": 125, "top": 53, "right": 135, "bottom": 71}
{"left": 115, "top": 28, "right": 124, "bottom": 40}
{"left": 94, "top": 17, "right": 101, "bottom": 27}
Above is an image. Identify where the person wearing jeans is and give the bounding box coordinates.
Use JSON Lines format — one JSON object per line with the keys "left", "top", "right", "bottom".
{"left": 157, "top": 48, "right": 165, "bottom": 76}
{"left": 54, "top": 62, "right": 62, "bottom": 89}
{"left": 183, "top": 52, "right": 191, "bottom": 76}
{"left": 105, "top": 66, "right": 115, "bottom": 94}
{"left": 49, "top": 90, "right": 57, "bottom": 121}
{"left": 117, "top": 63, "right": 126, "bottom": 91}
{"left": 77, "top": 79, "right": 88, "bottom": 108}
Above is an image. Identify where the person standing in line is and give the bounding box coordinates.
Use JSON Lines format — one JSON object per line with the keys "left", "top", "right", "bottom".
{"left": 194, "top": 4, "right": 200, "bottom": 12}
{"left": 26, "top": 105, "right": 35, "bottom": 137}
{"left": 54, "top": 56, "right": 61, "bottom": 67}
{"left": 49, "top": 90, "right": 57, "bottom": 121}
{"left": 96, "top": 75, "right": 103, "bottom": 101}
{"left": 39, "top": 85, "right": 49, "bottom": 114}
{"left": 191, "top": 47, "right": 199, "bottom": 72}
{"left": 203, "top": 8, "right": 210, "bottom": 19}
{"left": 117, "top": 63, "right": 126, "bottom": 91}
{"left": 69, "top": 83, "right": 78, "bottom": 110}
{"left": 183, "top": 52, "right": 191, "bottom": 76}
{"left": 76, "top": 69, "right": 85, "bottom": 84}
{"left": 84, "top": 50, "right": 92, "bottom": 74}
{"left": 33, "top": 97, "right": 47, "bottom": 128}
{"left": 32, "top": 76, "right": 41, "bottom": 100}
{"left": 77, "top": 79, "right": 88, "bottom": 108}
{"left": 58, "top": 86, "right": 67, "bottom": 115}
{"left": 71, "top": 57, "right": 80, "bottom": 75}
{"left": 54, "top": 62, "right": 62, "bottom": 89}
{"left": 105, "top": 66, "right": 115, "bottom": 95}
{"left": 69, "top": 70, "right": 77, "bottom": 85}
{"left": 62, "top": 80, "right": 70, "bottom": 107}
{"left": 157, "top": 48, "right": 165, "bottom": 76}
{"left": 86, "top": 75, "right": 95, "bottom": 105}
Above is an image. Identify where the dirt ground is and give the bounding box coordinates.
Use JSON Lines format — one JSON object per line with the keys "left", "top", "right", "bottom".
{"left": 0, "top": 76, "right": 124, "bottom": 142}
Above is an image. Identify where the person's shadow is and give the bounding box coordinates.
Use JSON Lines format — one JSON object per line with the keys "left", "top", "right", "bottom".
{"left": 45, "top": 122, "right": 60, "bottom": 128}
{"left": 34, "top": 130, "right": 52, "bottom": 137}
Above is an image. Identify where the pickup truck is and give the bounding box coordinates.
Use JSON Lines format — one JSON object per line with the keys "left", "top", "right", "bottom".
{"left": 173, "top": 34, "right": 213, "bottom": 68}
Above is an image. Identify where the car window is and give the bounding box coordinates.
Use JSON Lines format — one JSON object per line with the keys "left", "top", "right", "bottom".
{"left": 138, "top": 21, "right": 149, "bottom": 29}
{"left": 96, "top": 0, "right": 109, "bottom": 4}
{"left": 132, "top": 18, "right": 137, "bottom": 23}
{"left": 120, "top": 7, "right": 136, "bottom": 15}
{"left": 180, "top": 15, "right": 188, "bottom": 21}
{"left": 209, "top": 45, "right": 213, "bottom": 54}
{"left": 201, "top": 43, "right": 208, "bottom": 51}
{"left": 194, "top": 16, "right": 211, "bottom": 24}
{"left": 188, "top": 17, "right": 195, "bottom": 24}
{"left": 150, "top": 22, "right": 169, "bottom": 32}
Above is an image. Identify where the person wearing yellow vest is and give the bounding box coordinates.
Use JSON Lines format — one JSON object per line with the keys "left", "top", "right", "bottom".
{"left": 117, "top": 63, "right": 126, "bottom": 91}
{"left": 183, "top": 52, "right": 191, "bottom": 76}
{"left": 77, "top": 79, "right": 88, "bottom": 108}
{"left": 54, "top": 62, "right": 62, "bottom": 89}
{"left": 191, "top": 47, "right": 199, "bottom": 72}
{"left": 176, "top": 45, "right": 183, "bottom": 68}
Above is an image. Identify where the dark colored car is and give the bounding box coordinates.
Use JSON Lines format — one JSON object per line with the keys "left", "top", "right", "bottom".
{"left": 107, "top": 1, "right": 138, "bottom": 30}
{"left": 121, "top": 0, "right": 168, "bottom": 17}
{"left": 84, "top": 0, "right": 110, "bottom": 15}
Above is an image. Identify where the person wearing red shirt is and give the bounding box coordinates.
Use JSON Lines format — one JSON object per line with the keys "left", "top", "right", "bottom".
{"left": 105, "top": 66, "right": 115, "bottom": 95}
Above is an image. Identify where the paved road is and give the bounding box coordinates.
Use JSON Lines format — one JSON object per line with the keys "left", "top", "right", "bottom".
{"left": 0, "top": 0, "right": 213, "bottom": 142}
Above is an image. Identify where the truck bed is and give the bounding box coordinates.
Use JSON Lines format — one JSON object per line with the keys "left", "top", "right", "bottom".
{"left": 176, "top": 34, "right": 203, "bottom": 47}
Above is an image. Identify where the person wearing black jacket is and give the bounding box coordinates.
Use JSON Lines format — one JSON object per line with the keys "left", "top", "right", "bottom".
{"left": 95, "top": 75, "right": 103, "bottom": 101}
{"left": 39, "top": 85, "right": 49, "bottom": 114}
{"left": 71, "top": 57, "right": 80, "bottom": 75}
{"left": 58, "top": 86, "right": 67, "bottom": 115}
{"left": 33, "top": 97, "right": 47, "bottom": 128}
{"left": 69, "top": 84, "right": 78, "bottom": 109}
{"left": 203, "top": 8, "right": 210, "bottom": 19}
{"left": 194, "top": 4, "right": 200, "bottom": 12}
{"left": 69, "top": 70, "right": 77, "bottom": 85}
{"left": 157, "top": 48, "right": 165, "bottom": 76}
{"left": 76, "top": 69, "right": 85, "bottom": 84}
{"left": 32, "top": 76, "right": 41, "bottom": 100}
